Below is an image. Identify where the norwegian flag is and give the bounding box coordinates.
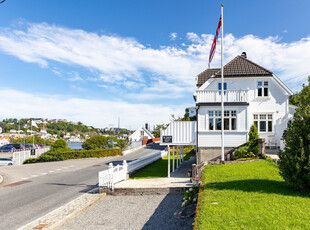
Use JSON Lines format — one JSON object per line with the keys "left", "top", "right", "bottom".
{"left": 208, "top": 15, "right": 222, "bottom": 68}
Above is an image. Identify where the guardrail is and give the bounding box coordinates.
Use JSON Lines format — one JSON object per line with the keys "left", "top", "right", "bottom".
{"left": 12, "top": 147, "right": 51, "bottom": 165}
{"left": 99, "top": 150, "right": 167, "bottom": 190}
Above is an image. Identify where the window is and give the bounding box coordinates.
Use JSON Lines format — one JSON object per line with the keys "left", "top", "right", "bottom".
{"left": 257, "top": 81, "right": 269, "bottom": 97}
{"left": 140, "top": 131, "right": 144, "bottom": 136}
{"left": 218, "top": 82, "right": 227, "bottom": 95}
{"left": 253, "top": 113, "right": 273, "bottom": 132}
{"left": 208, "top": 110, "right": 237, "bottom": 131}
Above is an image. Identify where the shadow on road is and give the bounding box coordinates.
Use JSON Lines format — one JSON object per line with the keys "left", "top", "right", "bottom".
{"left": 46, "top": 182, "right": 99, "bottom": 194}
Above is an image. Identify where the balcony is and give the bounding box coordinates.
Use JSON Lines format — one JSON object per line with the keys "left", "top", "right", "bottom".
{"left": 196, "top": 90, "right": 248, "bottom": 104}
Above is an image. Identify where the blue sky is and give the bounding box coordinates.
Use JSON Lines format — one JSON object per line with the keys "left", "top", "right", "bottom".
{"left": 0, "top": 0, "right": 309, "bottom": 129}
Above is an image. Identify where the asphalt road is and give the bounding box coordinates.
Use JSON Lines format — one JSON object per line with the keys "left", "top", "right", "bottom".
{"left": 0, "top": 143, "right": 165, "bottom": 230}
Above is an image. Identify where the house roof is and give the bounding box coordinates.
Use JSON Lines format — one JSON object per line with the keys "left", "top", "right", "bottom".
{"left": 196, "top": 68, "right": 220, "bottom": 87}
{"left": 196, "top": 55, "right": 274, "bottom": 86}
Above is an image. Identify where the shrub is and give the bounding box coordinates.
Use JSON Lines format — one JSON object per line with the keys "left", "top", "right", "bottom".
{"left": 248, "top": 124, "right": 259, "bottom": 156}
{"left": 51, "top": 139, "right": 71, "bottom": 152}
{"left": 235, "top": 146, "right": 249, "bottom": 159}
{"left": 181, "top": 184, "right": 200, "bottom": 207}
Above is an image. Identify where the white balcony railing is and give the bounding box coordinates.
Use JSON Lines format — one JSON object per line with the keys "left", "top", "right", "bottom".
{"left": 196, "top": 90, "right": 248, "bottom": 103}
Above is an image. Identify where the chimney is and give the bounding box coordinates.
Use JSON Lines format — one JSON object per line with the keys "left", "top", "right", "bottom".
{"left": 241, "top": 52, "right": 247, "bottom": 58}
{"left": 145, "top": 123, "right": 149, "bottom": 130}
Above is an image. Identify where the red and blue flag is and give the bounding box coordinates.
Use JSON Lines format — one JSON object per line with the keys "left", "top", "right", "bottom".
{"left": 208, "top": 15, "right": 222, "bottom": 68}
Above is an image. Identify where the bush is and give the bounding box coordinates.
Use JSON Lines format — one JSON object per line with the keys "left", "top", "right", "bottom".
{"left": 279, "top": 77, "right": 310, "bottom": 192}
{"left": 278, "top": 118, "right": 310, "bottom": 192}
{"left": 23, "top": 149, "right": 122, "bottom": 164}
{"left": 235, "top": 124, "right": 259, "bottom": 160}
{"left": 181, "top": 184, "right": 200, "bottom": 207}
{"left": 51, "top": 139, "right": 71, "bottom": 152}
{"left": 248, "top": 124, "right": 259, "bottom": 156}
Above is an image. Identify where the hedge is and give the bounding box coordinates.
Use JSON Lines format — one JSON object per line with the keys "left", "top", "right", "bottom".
{"left": 23, "top": 149, "right": 122, "bottom": 164}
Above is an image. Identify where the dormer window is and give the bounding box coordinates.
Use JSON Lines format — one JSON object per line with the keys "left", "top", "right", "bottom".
{"left": 257, "top": 81, "right": 269, "bottom": 97}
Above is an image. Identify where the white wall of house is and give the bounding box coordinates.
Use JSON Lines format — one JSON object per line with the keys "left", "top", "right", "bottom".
{"left": 197, "top": 76, "right": 293, "bottom": 147}
{"left": 129, "top": 127, "right": 154, "bottom": 142}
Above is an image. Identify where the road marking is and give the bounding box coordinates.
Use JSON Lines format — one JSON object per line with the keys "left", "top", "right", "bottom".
{"left": 62, "top": 167, "right": 68, "bottom": 169}
{"left": 3, "top": 180, "right": 31, "bottom": 188}
{"left": 69, "top": 165, "right": 74, "bottom": 167}
{"left": 56, "top": 169, "right": 62, "bottom": 171}
{"left": 31, "top": 175, "right": 38, "bottom": 177}
{"left": 40, "top": 173, "right": 47, "bottom": 175}
{"left": 49, "top": 171, "right": 54, "bottom": 173}
{"left": 21, "top": 177, "right": 29, "bottom": 180}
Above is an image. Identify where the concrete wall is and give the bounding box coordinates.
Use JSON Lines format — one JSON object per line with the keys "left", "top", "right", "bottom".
{"left": 197, "top": 147, "right": 234, "bottom": 163}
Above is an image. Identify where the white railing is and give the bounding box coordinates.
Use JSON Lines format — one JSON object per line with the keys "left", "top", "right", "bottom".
{"left": 98, "top": 150, "right": 167, "bottom": 190}
{"left": 13, "top": 147, "right": 51, "bottom": 165}
{"left": 196, "top": 90, "right": 248, "bottom": 103}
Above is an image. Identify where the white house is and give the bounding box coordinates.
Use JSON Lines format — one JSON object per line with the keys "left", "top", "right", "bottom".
{"left": 194, "top": 52, "right": 294, "bottom": 162}
{"left": 129, "top": 126, "right": 154, "bottom": 142}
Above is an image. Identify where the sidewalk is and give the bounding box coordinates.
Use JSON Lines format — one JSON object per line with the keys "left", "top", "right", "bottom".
{"left": 112, "top": 156, "right": 195, "bottom": 194}
{"left": 59, "top": 157, "right": 196, "bottom": 230}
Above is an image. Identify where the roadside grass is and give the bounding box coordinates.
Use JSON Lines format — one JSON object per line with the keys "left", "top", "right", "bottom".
{"left": 194, "top": 160, "right": 310, "bottom": 229}
{"left": 131, "top": 146, "right": 194, "bottom": 179}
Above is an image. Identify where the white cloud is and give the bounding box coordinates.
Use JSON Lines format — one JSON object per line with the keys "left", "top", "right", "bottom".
{"left": 170, "top": 32, "right": 177, "bottom": 41}
{"left": 0, "top": 88, "right": 186, "bottom": 130}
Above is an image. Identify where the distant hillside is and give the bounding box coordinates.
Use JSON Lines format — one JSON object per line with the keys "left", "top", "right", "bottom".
{"left": 0, "top": 118, "right": 99, "bottom": 137}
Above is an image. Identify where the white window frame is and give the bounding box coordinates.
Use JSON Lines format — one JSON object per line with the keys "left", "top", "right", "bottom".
{"left": 256, "top": 80, "right": 270, "bottom": 98}
{"left": 253, "top": 113, "right": 273, "bottom": 133}
{"left": 208, "top": 110, "right": 237, "bottom": 131}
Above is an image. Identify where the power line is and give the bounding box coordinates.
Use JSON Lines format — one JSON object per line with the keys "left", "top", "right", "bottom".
{"left": 0, "top": 0, "right": 6, "bottom": 4}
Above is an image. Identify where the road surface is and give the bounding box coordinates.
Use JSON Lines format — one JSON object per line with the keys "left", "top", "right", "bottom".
{"left": 0, "top": 143, "right": 165, "bottom": 230}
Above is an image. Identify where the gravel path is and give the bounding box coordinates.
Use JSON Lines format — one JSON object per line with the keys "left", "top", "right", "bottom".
{"left": 59, "top": 194, "right": 194, "bottom": 230}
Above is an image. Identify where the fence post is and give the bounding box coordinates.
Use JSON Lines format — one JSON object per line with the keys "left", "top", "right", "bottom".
{"left": 123, "top": 160, "right": 128, "bottom": 180}
{"left": 168, "top": 145, "right": 170, "bottom": 178}
{"left": 172, "top": 146, "right": 175, "bottom": 172}
{"left": 108, "top": 163, "right": 114, "bottom": 174}
{"left": 176, "top": 146, "right": 179, "bottom": 168}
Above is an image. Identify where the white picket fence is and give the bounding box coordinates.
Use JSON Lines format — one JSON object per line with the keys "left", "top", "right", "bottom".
{"left": 98, "top": 150, "right": 167, "bottom": 190}
{"left": 12, "top": 147, "right": 50, "bottom": 165}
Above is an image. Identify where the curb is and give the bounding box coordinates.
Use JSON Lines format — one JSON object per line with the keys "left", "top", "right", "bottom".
{"left": 18, "top": 192, "right": 107, "bottom": 230}
{"left": 0, "top": 175, "right": 3, "bottom": 185}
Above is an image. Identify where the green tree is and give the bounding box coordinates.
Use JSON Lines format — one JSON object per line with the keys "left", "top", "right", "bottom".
{"left": 82, "top": 135, "right": 109, "bottom": 150}
{"left": 152, "top": 124, "right": 167, "bottom": 138}
{"left": 279, "top": 76, "right": 310, "bottom": 192}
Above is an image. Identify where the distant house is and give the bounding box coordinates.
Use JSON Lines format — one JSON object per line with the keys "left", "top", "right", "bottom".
{"left": 0, "top": 127, "right": 2, "bottom": 133}
{"left": 129, "top": 126, "right": 154, "bottom": 142}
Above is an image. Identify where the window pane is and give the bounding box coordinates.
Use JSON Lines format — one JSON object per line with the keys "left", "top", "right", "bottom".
{"left": 208, "top": 111, "right": 214, "bottom": 117}
{"left": 253, "top": 114, "right": 258, "bottom": 120}
{"left": 264, "top": 87, "right": 268, "bottom": 96}
{"left": 224, "top": 118, "right": 229, "bottom": 130}
{"left": 254, "top": 121, "right": 258, "bottom": 129}
{"left": 264, "top": 81, "right": 269, "bottom": 86}
{"left": 216, "top": 118, "right": 221, "bottom": 130}
{"left": 224, "top": 83, "right": 227, "bottom": 90}
{"left": 260, "top": 121, "right": 266, "bottom": 132}
{"left": 268, "top": 121, "right": 272, "bottom": 132}
{"left": 218, "top": 83, "right": 221, "bottom": 90}
{"left": 260, "top": 114, "right": 266, "bottom": 119}
{"left": 215, "top": 111, "right": 221, "bottom": 117}
{"left": 231, "top": 111, "right": 236, "bottom": 116}
{"left": 258, "top": 88, "right": 262, "bottom": 97}
{"left": 224, "top": 110, "right": 230, "bottom": 117}
{"left": 258, "top": 81, "right": 262, "bottom": 86}
{"left": 268, "top": 114, "right": 272, "bottom": 119}
{"left": 209, "top": 118, "right": 214, "bottom": 130}
{"left": 231, "top": 118, "right": 236, "bottom": 130}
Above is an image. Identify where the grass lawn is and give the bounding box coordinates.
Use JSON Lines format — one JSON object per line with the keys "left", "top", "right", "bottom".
{"left": 131, "top": 146, "right": 194, "bottom": 179}
{"left": 194, "top": 160, "right": 310, "bottom": 230}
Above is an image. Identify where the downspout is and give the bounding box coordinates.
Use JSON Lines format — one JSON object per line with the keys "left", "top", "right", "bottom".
{"left": 196, "top": 104, "right": 199, "bottom": 164}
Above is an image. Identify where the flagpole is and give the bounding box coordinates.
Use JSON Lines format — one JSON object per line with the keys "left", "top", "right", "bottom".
{"left": 221, "top": 4, "right": 224, "bottom": 162}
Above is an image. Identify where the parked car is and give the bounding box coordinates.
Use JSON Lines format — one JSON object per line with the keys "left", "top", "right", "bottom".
{"left": 11, "top": 144, "right": 25, "bottom": 151}
{"left": 0, "top": 145, "right": 16, "bottom": 152}
{"left": 0, "top": 158, "right": 14, "bottom": 166}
